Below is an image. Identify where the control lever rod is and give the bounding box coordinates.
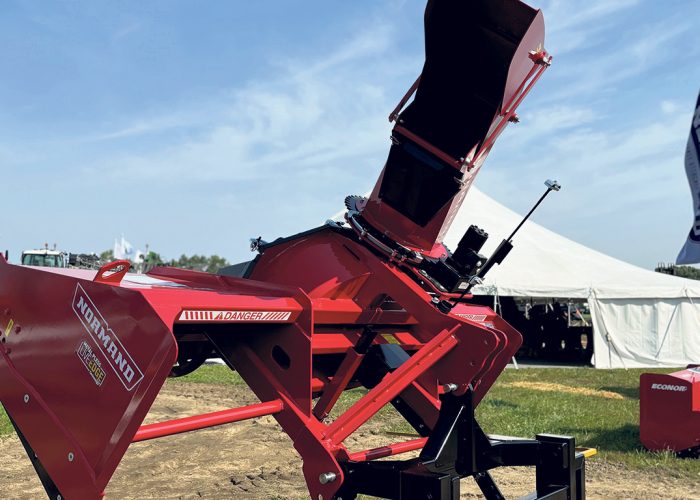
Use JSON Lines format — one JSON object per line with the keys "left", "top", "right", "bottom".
{"left": 477, "top": 179, "right": 561, "bottom": 280}
{"left": 438, "top": 180, "right": 560, "bottom": 313}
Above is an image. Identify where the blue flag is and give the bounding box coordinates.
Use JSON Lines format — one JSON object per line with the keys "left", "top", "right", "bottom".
{"left": 676, "top": 90, "right": 700, "bottom": 265}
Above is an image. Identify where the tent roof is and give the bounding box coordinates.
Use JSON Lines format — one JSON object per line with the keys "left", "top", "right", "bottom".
{"left": 442, "top": 187, "right": 700, "bottom": 299}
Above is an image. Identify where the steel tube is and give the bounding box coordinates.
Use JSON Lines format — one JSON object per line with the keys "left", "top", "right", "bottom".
{"left": 347, "top": 437, "right": 428, "bottom": 462}
{"left": 132, "top": 400, "right": 284, "bottom": 443}
{"left": 323, "top": 328, "right": 459, "bottom": 444}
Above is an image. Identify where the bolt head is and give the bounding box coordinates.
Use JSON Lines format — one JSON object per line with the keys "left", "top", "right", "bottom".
{"left": 23, "top": 394, "right": 29, "bottom": 404}
{"left": 68, "top": 452, "right": 74, "bottom": 462}
{"left": 318, "top": 471, "right": 337, "bottom": 484}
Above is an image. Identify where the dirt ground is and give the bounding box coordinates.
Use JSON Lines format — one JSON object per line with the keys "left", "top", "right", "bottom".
{"left": 1, "top": 382, "right": 699, "bottom": 499}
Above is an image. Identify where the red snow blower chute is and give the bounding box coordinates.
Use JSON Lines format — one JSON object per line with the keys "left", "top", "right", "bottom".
{"left": 0, "top": 1, "right": 591, "bottom": 498}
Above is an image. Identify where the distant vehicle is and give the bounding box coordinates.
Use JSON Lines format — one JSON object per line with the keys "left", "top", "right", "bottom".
{"left": 21, "top": 247, "right": 102, "bottom": 270}
{"left": 20, "top": 249, "right": 67, "bottom": 268}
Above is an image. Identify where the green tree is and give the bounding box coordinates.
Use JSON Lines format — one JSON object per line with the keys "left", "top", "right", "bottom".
{"left": 206, "top": 255, "right": 229, "bottom": 273}
{"left": 169, "top": 254, "right": 229, "bottom": 273}
{"left": 655, "top": 264, "right": 700, "bottom": 281}
{"left": 99, "top": 249, "right": 114, "bottom": 262}
{"left": 99, "top": 249, "right": 229, "bottom": 274}
{"left": 673, "top": 265, "right": 700, "bottom": 280}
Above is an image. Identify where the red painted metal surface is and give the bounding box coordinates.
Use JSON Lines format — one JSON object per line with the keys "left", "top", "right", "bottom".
{"left": 323, "top": 328, "right": 461, "bottom": 444}
{"left": 0, "top": 257, "right": 178, "bottom": 498}
{"left": 132, "top": 400, "right": 283, "bottom": 443}
{"left": 93, "top": 259, "right": 131, "bottom": 285}
{"left": 313, "top": 348, "right": 366, "bottom": 419}
{"left": 640, "top": 369, "right": 700, "bottom": 452}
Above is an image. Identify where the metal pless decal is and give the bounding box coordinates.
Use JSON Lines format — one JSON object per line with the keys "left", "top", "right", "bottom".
{"left": 454, "top": 313, "right": 488, "bottom": 322}
{"left": 651, "top": 383, "right": 688, "bottom": 392}
{"left": 72, "top": 284, "right": 144, "bottom": 391}
{"left": 454, "top": 312, "right": 495, "bottom": 329}
{"left": 178, "top": 310, "right": 292, "bottom": 322}
{"left": 76, "top": 340, "right": 107, "bottom": 387}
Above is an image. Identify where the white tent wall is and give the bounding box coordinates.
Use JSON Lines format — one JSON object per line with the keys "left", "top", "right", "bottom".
{"left": 590, "top": 296, "right": 700, "bottom": 368}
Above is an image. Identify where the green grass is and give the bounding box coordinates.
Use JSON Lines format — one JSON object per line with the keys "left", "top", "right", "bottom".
{"left": 0, "top": 405, "right": 13, "bottom": 436}
{"left": 333, "top": 367, "right": 700, "bottom": 478}
{"left": 167, "top": 364, "right": 246, "bottom": 386}
{"left": 2, "top": 365, "right": 699, "bottom": 479}
{"left": 476, "top": 367, "right": 700, "bottom": 475}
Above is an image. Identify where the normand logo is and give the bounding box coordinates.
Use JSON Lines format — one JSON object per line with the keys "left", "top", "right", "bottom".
{"left": 73, "top": 284, "right": 144, "bottom": 391}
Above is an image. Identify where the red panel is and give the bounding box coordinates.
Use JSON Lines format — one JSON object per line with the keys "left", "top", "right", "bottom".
{"left": 640, "top": 370, "right": 700, "bottom": 452}
{"left": 0, "top": 260, "right": 177, "bottom": 498}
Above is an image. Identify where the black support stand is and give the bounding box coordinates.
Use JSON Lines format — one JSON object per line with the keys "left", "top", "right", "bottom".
{"left": 336, "top": 389, "right": 586, "bottom": 500}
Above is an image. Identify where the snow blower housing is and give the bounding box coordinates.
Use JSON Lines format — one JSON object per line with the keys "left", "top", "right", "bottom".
{"left": 0, "top": 1, "right": 591, "bottom": 499}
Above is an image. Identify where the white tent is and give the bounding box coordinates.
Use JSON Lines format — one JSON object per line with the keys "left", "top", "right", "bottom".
{"left": 442, "top": 187, "right": 700, "bottom": 369}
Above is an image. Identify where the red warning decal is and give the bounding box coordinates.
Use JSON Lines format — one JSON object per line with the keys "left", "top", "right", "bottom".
{"left": 178, "top": 310, "right": 293, "bottom": 322}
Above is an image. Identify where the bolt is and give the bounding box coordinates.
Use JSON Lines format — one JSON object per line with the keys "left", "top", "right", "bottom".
{"left": 431, "top": 297, "right": 440, "bottom": 304}
{"left": 57, "top": 496, "right": 62, "bottom": 500}
{"left": 23, "top": 394, "right": 29, "bottom": 404}
{"left": 68, "top": 452, "right": 74, "bottom": 462}
{"left": 318, "top": 472, "right": 337, "bottom": 485}
{"left": 443, "top": 383, "right": 458, "bottom": 393}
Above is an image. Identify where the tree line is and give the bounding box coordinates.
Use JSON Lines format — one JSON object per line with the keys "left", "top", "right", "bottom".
{"left": 655, "top": 263, "right": 700, "bottom": 280}
{"left": 99, "top": 249, "right": 230, "bottom": 273}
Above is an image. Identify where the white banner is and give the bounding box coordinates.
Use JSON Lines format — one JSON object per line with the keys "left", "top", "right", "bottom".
{"left": 113, "top": 235, "right": 134, "bottom": 261}
{"left": 676, "top": 90, "right": 700, "bottom": 265}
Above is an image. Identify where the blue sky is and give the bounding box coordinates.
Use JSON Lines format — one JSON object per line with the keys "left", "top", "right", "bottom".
{"left": 1, "top": 0, "right": 699, "bottom": 269}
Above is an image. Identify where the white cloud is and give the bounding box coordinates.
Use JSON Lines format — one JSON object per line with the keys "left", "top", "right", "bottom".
{"left": 544, "top": 0, "right": 640, "bottom": 34}
{"left": 541, "top": 15, "right": 691, "bottom": 102}
{"left": 661, "top": 100, "right": 681, "bottom": 115}
{"left": 83, "top": 22, "right": 407, "bottom": 188}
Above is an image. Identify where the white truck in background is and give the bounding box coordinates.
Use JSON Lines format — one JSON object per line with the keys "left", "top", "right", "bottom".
{"left": 20, "top": 246, "right": 101, "bottom": 269}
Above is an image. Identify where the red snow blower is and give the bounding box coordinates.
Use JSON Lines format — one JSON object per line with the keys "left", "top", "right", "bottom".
{"left": 0, "top": 1, "right": 590, "bottom": 498}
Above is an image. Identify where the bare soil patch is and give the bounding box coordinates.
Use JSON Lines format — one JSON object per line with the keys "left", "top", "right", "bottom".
{"left": 503, "top": 381, "right": 625, "bottom": 400}
{"left": 1, "top": 382, "right": 697, "bottom": 499}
